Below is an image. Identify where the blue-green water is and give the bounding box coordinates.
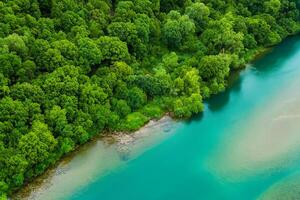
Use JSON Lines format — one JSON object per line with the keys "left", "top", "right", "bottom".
{"left": 66, "top": 35, "right": 300, "bottom": 200}
{"left": 19, "top": 35, "right": 300, "bottom": 200}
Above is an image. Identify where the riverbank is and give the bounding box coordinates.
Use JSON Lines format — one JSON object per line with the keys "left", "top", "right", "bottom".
{"left": 10, "top": 37, "right": 291, "bottom": 200}
{"left": 12, "top": 34, "right": 300, "bottom": 200}
{"left": 64, "top": 34, "right": 300, "bottom": 200}
{"left": 13, "top": 116, "right": 177, "bottom": 200}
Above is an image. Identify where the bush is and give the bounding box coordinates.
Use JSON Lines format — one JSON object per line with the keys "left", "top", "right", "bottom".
{"left": 142, "top": 104, "right": 164, "bottom": 119}
{"left": 122, "top": 112, "right": 149, "bottom": 131}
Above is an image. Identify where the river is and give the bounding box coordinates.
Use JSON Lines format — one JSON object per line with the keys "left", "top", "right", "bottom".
{"left": 15, "top": 35, "right": 300, "bottom": 200}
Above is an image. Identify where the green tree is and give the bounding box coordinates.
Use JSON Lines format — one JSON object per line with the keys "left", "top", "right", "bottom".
{"left": 77, "top": 37, "right": 102, "bottom": 70}
{"left": 112, "top": 99, "right": 131, "bottom": 118}
{"left": 127, "top": 87, "right": 147, "bottom": 110}
{"left": 201, "top": 14, "right": 244, "bottom": 55}
{"left": 96, "top": 36, "right": 130, "bottom": 63}
{"left": 1, "top": 34, "right": 28, "bottom": 58}
{"left": 0, "top": 97, "right": 29, "bottom": 147}
{"left": 18, "top": 121, "right": 57, "bottom": 166}
{"left": 185, "top": 2, "right": 210, "bottom": 33}
{"left": 198, "top": 54, "right": 231, "bottom": 93}
{"left": 46, "top": 106, "right": 68, "bottom": 137}
{"left": 162, "top": 11, "right": 195, "bottom": 49}
{"left": 264, "top": 0, "right": 281, "bottom": 15}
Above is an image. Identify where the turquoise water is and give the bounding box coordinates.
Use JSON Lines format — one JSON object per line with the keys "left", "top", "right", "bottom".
{"left": 68, "top": 36, "right": 300, "bottom": 200}
{"left": 21, "top": 35, "right": 300, "bottom": 200}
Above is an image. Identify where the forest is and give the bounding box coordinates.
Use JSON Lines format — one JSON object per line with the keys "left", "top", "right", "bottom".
{"left": 0, "top": 0, "right": 299, "bottom": 198}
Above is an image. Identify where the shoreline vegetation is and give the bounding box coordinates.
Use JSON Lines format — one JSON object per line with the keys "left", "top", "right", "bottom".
{"left": 8, "top": 41, "right": 275, "bottom": 197}
{"left": 11, "top": 38, "right": 297, "bottom": 199}
{"left": 13, "top": 116, "right": 175, "bottom": 200}
{"left": 0, "top": 1, "right": 299, "bottom": 199}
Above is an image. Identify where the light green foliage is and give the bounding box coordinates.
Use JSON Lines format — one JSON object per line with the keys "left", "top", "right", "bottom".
{"left": 1, "top": 34, "right": 28, "bottom": 57}
{"left": 199, "top": 54, "right": 232, "bottom": 94}
{"left": 162, "top": 52, "right": 179, "bottom": 71}
{"left": 96, "top": 36, "right": 130, "bottom": 62}
{"left": 113, "top": 61, "right": 134, "bottom": 79}
{"left": 182, "top": 68, "right": 201, "bottom": 95}
{"left": 201, "top": 14, "right": 244, "bottom": 55}
{"left": 0, "top": 53, "right": 22, "bottom": 79}
{"left": 108, "top": 22, "right": 137, "bottom": 42}
{"left": 0, "top": 0, "right": 298, "bottom": 196}
{"left": 77, "top": 38, "right": 102, "bottom": 64}
{"left": 122, "top": 112, "right": 149, "bottom": 131}
{"left": 17, "top": 60, "right": 36, "bottom": 82}
{"left": 142, "top": 103, "right": 163, "bottom": 119}
{"left": 185, "top": 2, "right": 210, "bottom": 33}
{"left": 46, "top": 106, "right": 68, "bottom": 136}
{"left": 199, "top": 54, "right": 231, "bottom": 81}
{"left": 114, "top": 1, "right": 136, "bottom": 22}
{"left": 247, "top": 17, "right": 279, "bottom": 45}
{"left": 173, "top": 94, "right": 204, "bottom": 118}
{"left": 162, "top": 11, "right": 195, "bottom": 49}
{"left": 265, "top": 0, "right": 281, "bottom": 15}
{"left": 134, "top": 14, "right": 151, "bottom": 43}
{"left": 18, "top": 121, "right": 57, "bottom": 166}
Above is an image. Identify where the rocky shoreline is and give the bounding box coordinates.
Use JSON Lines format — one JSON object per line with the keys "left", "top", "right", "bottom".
{"left": 104, "top": 116, "right": 175, "bottom": 160}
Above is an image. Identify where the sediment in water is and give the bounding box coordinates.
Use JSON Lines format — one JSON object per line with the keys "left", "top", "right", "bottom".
{"left": 13, "top": 116, "right": 176, "bottom": 200}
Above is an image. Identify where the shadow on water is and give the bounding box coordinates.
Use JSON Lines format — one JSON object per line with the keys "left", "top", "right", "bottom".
{"left": 206, "top": 90, "right": 231, "bottom": 112}
{"left": 46, "top": 34, "right": 300, "bottom": 200}
{"left": 253, "top": 35, "right": 300, "bottom": 73}
{"left": 203, "top": 35, "right": 300, "bottom": 114}
{"left": 188, "top": 81, "right": 238, "bottom": 123}
{"left": 188, "top": 76, "right": 239, "bottom": 123}
{"left": 187, "top": 112, "right": 204, "bottom": 123}
{"left": 205, "top": 69, "right": 244, "bottom": 113}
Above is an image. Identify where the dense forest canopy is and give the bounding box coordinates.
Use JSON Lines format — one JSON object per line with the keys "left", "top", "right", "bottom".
{"left": 0, "top": 0, "right": 299, "bottom": 198}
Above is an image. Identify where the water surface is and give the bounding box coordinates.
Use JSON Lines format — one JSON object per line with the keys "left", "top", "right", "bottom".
{"left": 19, "top": 35, "right": 300, "bottom": 200}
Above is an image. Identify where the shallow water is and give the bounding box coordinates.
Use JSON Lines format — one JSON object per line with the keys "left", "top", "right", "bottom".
{"left": 18, "top": 35, "right": 300, "bottom": 200}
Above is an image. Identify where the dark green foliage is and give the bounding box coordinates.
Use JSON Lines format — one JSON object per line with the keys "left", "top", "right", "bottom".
{"left": 162, "top": 11, "right": 195, "bottom": 49}
{"left": 0, "top": 0, "right": 299, "bottom": 197}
